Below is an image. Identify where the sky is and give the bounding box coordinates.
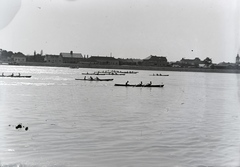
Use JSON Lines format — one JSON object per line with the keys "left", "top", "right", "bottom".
{"left": 0, "top": 0, "right": 239, "bottom": 63}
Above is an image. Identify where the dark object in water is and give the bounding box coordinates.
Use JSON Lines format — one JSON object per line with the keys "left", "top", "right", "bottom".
{"left": 10, "top": 123, "right": 29, "bottom": 131}
{"left": 15, "top": 124, "right": 22, "bottom": 129}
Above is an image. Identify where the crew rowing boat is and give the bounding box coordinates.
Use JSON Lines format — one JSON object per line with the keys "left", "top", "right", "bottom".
{"left": 81, "top": 72, "right": 125, "bottom": 75}
{"left": 75, "top": 78, "right": 113, "bottom": 81}
{"left": 114, "top": 84, "right": 164, "bottom": 87}
{"left": 104, "top": 73, "right": 125, "bottom": 75}
{"left": 0, "top": 75, "right": 31, "bottom": 78}
{"left": 150, "top": 74, "right": 169, "bottom": 76}
{"left": 82, "top": 73, "right": 105, "bottom": 75}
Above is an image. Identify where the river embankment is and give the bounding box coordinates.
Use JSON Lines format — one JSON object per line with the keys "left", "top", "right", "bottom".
{"left": 3, "top": 62, "right": 240, "bottom": 74}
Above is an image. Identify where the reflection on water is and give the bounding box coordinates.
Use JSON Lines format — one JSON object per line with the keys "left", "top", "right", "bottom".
{"left": 0, "top": 65, "right": 240, "bottom": 167}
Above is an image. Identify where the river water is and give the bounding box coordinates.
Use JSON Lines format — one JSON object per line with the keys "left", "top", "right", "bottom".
{"left": 0, "top": 65, "right": 240, "bottom": 167}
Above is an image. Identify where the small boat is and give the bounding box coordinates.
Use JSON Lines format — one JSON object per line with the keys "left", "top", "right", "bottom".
{"left": 95, "top": 70, "right": 136, "bottom": 74}
{"left": 0, "top": 75, "right": 31, "bottom": 78}
{"left": 114, "top": 84, "right": 164, "bottom": 87}
{"left": 150, "top": 74, "right": 169, "bottom": 76}
{"left": 82, "top": 73, "right": 105, "bottom": 75}
{"left": 114, "top": 84, "right": 136, "bottom": 87}
{"left": 75, "top": 78, "right": 113, "bottom": 81}
{"left": 143, "top": 84, "right": 164, "bottom": 87}
{"left": 104, "top": 73, "right": 125, "bottom": 75}
{"left": 117, "top": 71, "right": 138, "bottom": 74}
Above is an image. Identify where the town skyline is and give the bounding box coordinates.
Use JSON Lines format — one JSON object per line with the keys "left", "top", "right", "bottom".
{"left": 2, "top": 48, "right": 240, "bottom": 66}
{"left": 0, "top": 0, "right": 239, "bottom": 63}
{"left": 2, "top": 48, "right": 240, "bottom": 65}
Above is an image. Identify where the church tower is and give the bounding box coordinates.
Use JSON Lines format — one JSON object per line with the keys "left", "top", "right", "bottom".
{"left": 236, "top": 53, "right": 240, "bottom": 65}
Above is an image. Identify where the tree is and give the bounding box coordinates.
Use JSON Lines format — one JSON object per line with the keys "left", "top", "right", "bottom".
{"left": 203, "top": 57, "right": 212, "bottom": 66}
{"left": 0, "top": 50, "right": 13, "bottom": 62}
{"left": 15, "top": 52, "right": 25, "bottom": 56}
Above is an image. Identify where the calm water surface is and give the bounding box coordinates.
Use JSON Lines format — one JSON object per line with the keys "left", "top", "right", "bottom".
{"left": 0, "top": 65, "right": 240, "bottom": 167}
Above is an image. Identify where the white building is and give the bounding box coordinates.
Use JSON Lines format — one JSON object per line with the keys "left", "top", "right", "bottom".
{"left": 12, "top": 54, "right": 26, "bottom": 63}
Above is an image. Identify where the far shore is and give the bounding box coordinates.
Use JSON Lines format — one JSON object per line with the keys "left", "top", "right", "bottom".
{"left": 1, "top": 62, "right": 240, "bottom": 74}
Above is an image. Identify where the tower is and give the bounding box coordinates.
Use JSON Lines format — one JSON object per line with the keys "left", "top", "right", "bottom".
{"left": 236, "top": 53, "right": 240, "bottom": 64}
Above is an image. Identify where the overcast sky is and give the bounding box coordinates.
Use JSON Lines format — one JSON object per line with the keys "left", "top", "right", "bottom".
{"left": 0, "top": 0, "right": 239, "bottom": 63}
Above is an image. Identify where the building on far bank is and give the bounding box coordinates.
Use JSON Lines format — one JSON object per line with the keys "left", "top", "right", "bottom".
{"left": 179, "top": 57, "right": 202, "bottom": 67}
{"left": 12, "top": 53, "right": 26, "bottom": 63}
{"left": 142, "top": 55, "right": 168, "bottom": 66}
{"left": 26, "top": 50, "right": 45, "bottom": 62}
{"left": 60, "top": 51, "right": 83, "bottom": 64}
{"left": 88, "top": 56, "right": 119, "bottom": 65}
{"left": 118, "top": 58, "right": 141, "bottom": 66}
{"left": 215, "top": 62, "right": 236, "bottom": 69}
{"left": 45, "top": 54, "right": 63, "bottom": 64}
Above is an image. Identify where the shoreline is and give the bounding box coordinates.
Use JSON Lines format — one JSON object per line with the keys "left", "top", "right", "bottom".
{"left": 1, "top": 62, "right": 240, "bottom": 74}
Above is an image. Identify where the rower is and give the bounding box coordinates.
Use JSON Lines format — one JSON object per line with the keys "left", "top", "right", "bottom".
{"left": 125, "top": 81, "right": 129, "bottom": 85}
{"left": 84, "top": 76, "right": 86, "bottom": 80}
{"left": 90, "top": 76, "right": 93, "bottom": 80}
{"left": 136, "top": 81, "right": 142, "bottom": 87}
{"left": 145, "top": 81, "right": 152, "bottom": 86}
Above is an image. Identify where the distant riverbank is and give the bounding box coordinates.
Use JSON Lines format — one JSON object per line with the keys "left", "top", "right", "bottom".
{"left": 2, "top": 62, "right": 240, "bottom": 74}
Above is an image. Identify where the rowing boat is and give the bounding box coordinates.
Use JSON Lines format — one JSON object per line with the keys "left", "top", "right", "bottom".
{"left": 104, "top": 73, "right": 125, "bottom": 75}
{"left": 114, "top": 84, "right": 136, "bottom": 87}
{"left": 150, "top": 74, "right": 169, "bottom": 76}
{"left": 117, "top": 71, "right": 138, "bottom": 74}
{"left": 0, "top": 75, "right": 31, "bottom": 78}
{"left": 75, "top": 78, "right": 113, "bottom": 81}
{"left": 114, "top": 84, "right": 164, "bottom": 87}
{"left": 82, "top": 73, "right": 105, "bottom": 75}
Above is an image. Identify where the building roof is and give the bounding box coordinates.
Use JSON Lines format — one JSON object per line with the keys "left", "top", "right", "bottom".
{"left": 181, "top": 58, "right": 202, "bottom": 63}
{"left": 12, "top": 54, "right": 26, "bottom": 58}
{"left": 89, "top": 56, "right": 117, "bottom": 60}
{"left": 181, "top": 58, "right": 195, "bottom": 63}
{"left": 60, "top": 52, "right": 83, "bottom": 58}
{"left": 46, "top": 54, "right": 61, "bottom": 58}
{"left": 143, "top": 55, "right": 167, "bottom": 61}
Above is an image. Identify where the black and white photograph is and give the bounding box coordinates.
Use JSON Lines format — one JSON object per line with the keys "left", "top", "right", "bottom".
{"left": 0, "top": 0, "right": 240, "bottom": 166}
